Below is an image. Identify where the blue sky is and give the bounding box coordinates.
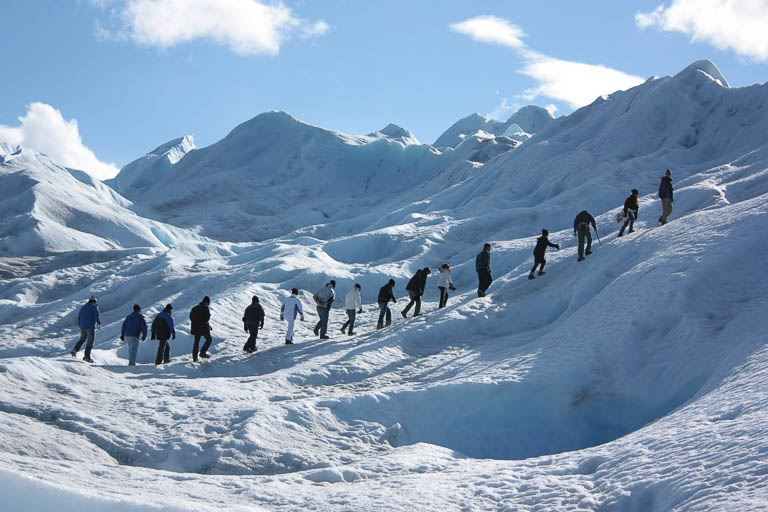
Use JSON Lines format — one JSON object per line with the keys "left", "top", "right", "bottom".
{"left": 1, "top": 0, "right": 767, "bottom": 178}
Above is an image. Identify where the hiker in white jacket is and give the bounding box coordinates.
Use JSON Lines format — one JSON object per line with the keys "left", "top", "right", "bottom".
{"left": 341, "top": 284, "right": 363, "bottom": 335}
{"left": 280, "top": 288, "right": 305, "bottom": 345}
{"left": 437, "top": 263, "right": 455, "bottom": 309}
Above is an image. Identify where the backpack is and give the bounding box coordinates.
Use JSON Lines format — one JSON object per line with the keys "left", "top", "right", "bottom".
{"left": 155, "top": 316, "right": 171, "bottom": 340}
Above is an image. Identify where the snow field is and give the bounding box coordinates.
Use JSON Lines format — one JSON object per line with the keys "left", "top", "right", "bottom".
{"left": 1, "top": 59, "right": 767, "bottom": 509}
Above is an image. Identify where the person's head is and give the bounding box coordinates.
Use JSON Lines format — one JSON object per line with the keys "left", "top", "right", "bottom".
{"left": 88, "top": 296, "right": 97, "bottom": 304}
{"left": 202, "top": 296, "right": 210, "bottom": 305}
{"left": 252, "top": 295, "right": 259, "bottom": 303}
{"left": 542, "top": 228, "right": 549, "bottom": 237}
{"left": 483, "top": 243, "right": 491, "bottom": 251}
{"left": 665, "top": 169, "right": 672, "bottom": 177}
{"left": 329, "top": 280, "right": 336, "bottom": 288}
{"left": 354, "top": 283, "right": 361, "bottom": 290}
{"left": 291, "top": 288, "right": 299, "bottom": 295}
{"left": 388, "top": 279, "right": 395, "bottom": 287}
{"left": 632, "top": 188, "right": 639, "bottom": 196}
{"left": 423, "top": 267, "right": 432, "bottom": 275}
{"left": 133, "top": 304, "right": 141, "bottom": 312}
{"left": 164, "top": 304, "right": 173, "bottom": 313}
{"left": 441, "top": 263, "right": 450, "bottom": 270}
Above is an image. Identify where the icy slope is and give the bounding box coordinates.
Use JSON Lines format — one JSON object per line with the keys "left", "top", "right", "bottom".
{"left": 112, "top": 111, "right": 481, "bottom": 242}
{"left": 0, "top": 149, "right": 210, "bottom": 260}
{"left": 106, "top": 135, "right": 196, "bottom": 194}
{"left": 0, "top": 59, "right": 767, "bottom": 510}
{"left": 0, "top": 142, "right": 767, "bottom": 510}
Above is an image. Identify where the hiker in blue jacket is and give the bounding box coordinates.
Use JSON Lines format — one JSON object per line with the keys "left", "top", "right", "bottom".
{"left": 151, "top": 304, "right": 175, "bottom": 366}
{"left": 70, "top": 296, "right": 101, "bottom": 363}
{"left": 120, "top": 304, "right": 147, "bottom": 366}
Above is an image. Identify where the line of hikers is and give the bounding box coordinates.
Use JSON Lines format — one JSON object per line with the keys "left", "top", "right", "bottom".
{"left": 69, "top": 170, "right": 675, "bottom": 365}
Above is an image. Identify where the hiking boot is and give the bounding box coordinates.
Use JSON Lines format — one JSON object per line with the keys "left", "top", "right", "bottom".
{"left": 340, "top": 328, "right": 346, "bottom": 334}
{"left": 313, "top": 327, "right": 319, "bottom": 336}
{"left": 199, "top": 353, "right": 210, "bottom": 359}
{"left": 577, "top": 256, "right": 585, "bottom": 262}
{"left": 83, "top": 357, "right": 94, "bottom": 363}
{"left": 320, "top": 335, "right": 330, "bottom": 340}
{"left": 285, "top": 340, "right": 294, "bottom": 345}
{"left": 401, "top": 311, "right": 407, "bottom": 319}
{"left": 585, "top": 250, "right": 592, "bottom": 255}
{"left": 376, "top": 325, "right": 383, "bottom": 330}
{"left": 193, "top": 356, "right": 198, "bottom": 362}
{"left": 658, "top": 216, "right": 663, "bottom": 223}
{"left": 628, "top": 229, "right": 634, "bottom": 233}
{"left": 538, "top": 271, "right": 546, "bottom": 276}
{"left": 528, "top": 273, "right": 535, "bottom": 280}
{"left": 348, "top": 331, "right": 355, "bottom": 336}
{"left": 70, "top": 351, "right": 77, "bottom": 357}
{"left": 164, "top": 359, "right": 172, "bottom": 364}
{"left": 477, "top": 290, "right": 486, "bottom": 297}
{"left": 617, "top": 232, "right": 623, "bottom": 237}
{"left": 413, "top": 313, "right": 421, "bottom": 317}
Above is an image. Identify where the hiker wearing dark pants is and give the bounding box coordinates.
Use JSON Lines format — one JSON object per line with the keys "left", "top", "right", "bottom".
{"left": 377, "top": 279, "right": 397, "bottom": 329}
{"left": 151, "top": 304, "right": 175, "bottom": 365}
{"left": 313, "top": 281, "right": 336, "bottom": 339}
{"left": 402, "top": 267, "right": 431, "bottom": 318}
{"left": 475, "top": 243, "right": 492, "bottom": 297}
{"left": 437, "top": 263, "right": 455, "bottom": 308}
{"left": 618, "top": 189, "right": 639, "bottom": 237}
{"left": 190, "top": 296, "right": 213, "bottom": 361}
{"left": 70, "top": 296, "right": 101, "bottom": 363}
{"left": 529, "top": 229, "right": 559, "bottom": 279}
{"left": 242, "top": 296, "right": 265, "bottom": 353}
{"left": 573, "top": 210, "right": 597, "bottom": 261}
{"left": 658, "top": 169, "right": 674, "bottom": 225}
{"left": 341, "top": 284, "right": 363, "bottom": 335}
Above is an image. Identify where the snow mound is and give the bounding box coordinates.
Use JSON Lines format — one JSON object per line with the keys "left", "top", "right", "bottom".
{"left": 674, "top": 59, "right": 730, "bottom": 88}
{"left": 0, "top": 151, "right": 208, "bottom": 258}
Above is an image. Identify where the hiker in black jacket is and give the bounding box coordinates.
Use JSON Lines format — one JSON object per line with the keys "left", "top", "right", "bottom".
{"left": 151, "top": 304, "right": 175, "bottom": 366}
{"left": 377, "top": 279, "right": 397, "bottom": 329}
{"left": 528, "top": 229, "right": 559, "bottom": 280}
{"left": 658, "top": 169, "right": 674, "bottom": 225}
{"left": 401, "top": 267, "right": 431, "bottom": 318}
{"left": 618, "top": 189, "right": 639, "bottom": 237}
{"left": 242, "top": 296, "right": 265, "bottom": 353}
{"left": 190, "top": 296, "right": 212, "bottom": 361}
{"left": 573, "top": 210, "right": 597, "bottom": 261}
{"left": 476, "top": 243, "right": 492, "bottom": 297}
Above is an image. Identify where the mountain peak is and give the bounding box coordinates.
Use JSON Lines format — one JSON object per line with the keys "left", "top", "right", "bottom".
{"left": 368, "top": 123, "right": 420, "bottom": 145}
{"left": 674, "top": 59, "right": 730, "bottom": 88}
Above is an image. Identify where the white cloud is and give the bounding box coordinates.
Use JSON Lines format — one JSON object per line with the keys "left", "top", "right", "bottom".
{"left": 0, "top": 103, "right": 119, "bottom": 180}
{"left": 451, "top": 16, "right": 644, "bottom": 110}
{"left": 485, "top": 98, "right": 516, "bottom": 120}
{"left": 449, "top": 15, "right": 525, "bottom": 48}
{"left": 544, "top": 104, "right": 558, "bottom": 117}
{"left": 636, "top": 0, "right": 768, "bottom": 61}
{"left": 519, "top": 51, "right": 644, "bottom": 109}
{"left": 95, "top": 0, "right": 328, "bottom": 55}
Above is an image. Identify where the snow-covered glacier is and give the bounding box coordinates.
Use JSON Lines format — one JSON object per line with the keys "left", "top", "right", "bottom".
{"left": 0, "top": 59, "right": 767, "bottom": 511}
